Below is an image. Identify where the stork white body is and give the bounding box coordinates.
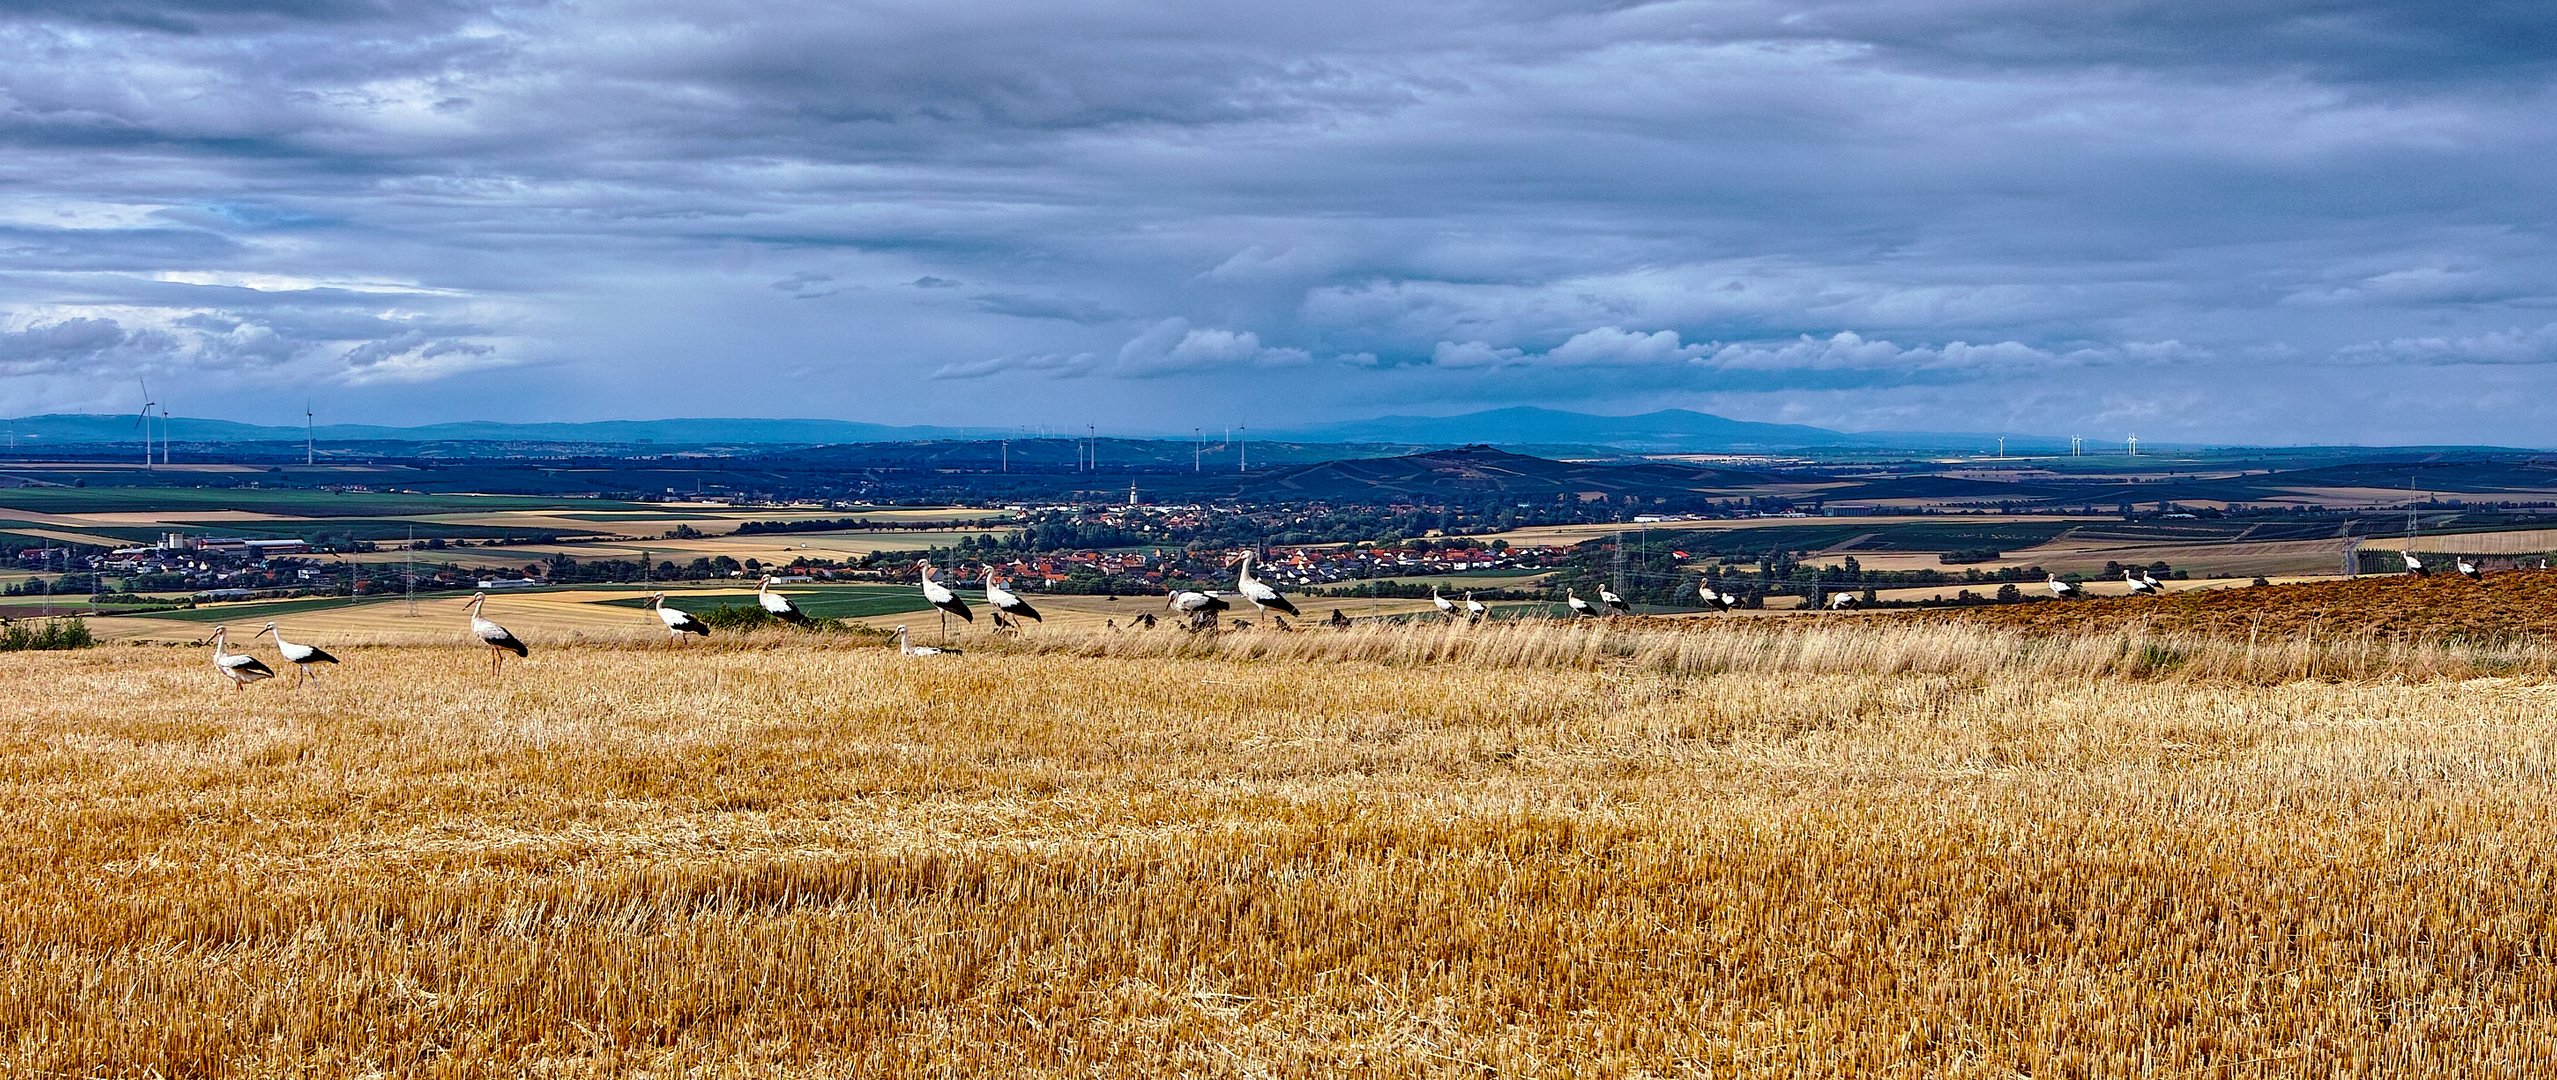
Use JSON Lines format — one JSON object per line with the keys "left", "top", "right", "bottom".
{"left": 2047, "top": 574, "right": 2078, "bottom": 598}
{"left": 1827, "top": 592, "right": 1861, "bottom": 610}
{"left": 1565, "top": 588, "right": 1597, "bottom": 618}
{"left": 2459, "top": 557, "right": 2482, "bottom": 581}
{"left": 1598, "top": 587, "right": 1629, "bottom": 615}
{"left": 467, "top": 591, "right": 529, "bottom": 673}
{"left": 650, "top": 592, "right": 710, "bottom": 638}
{"left": 1431, "top": 587, "right": 1457, "bottom": 619}
{"left": 983, "top": 568, "right": 1042, "bottom": 625}
{"left": 2403, "top": 552, "right": 2427, "bottom": 577}
{"left": 1232, "top": 551, "right": 1299, "bottom": 617}
{"left": 1169, "top": 589, "right": 1229, "bottom": 630}
{"left": 2125, "top": 570, "right": 2160, "bottom": 596}
{"left": 1463, "top": 591, "right": 1487, "bottom": 622}
{"left": 916, "top": 561, "right": 973, "bottom": 637}
{"left": 209, "top": 625, "right": 273, "bottom": 691}
{"left": 892, "top": 625, "right": 948, "bottom": 656}
{"left": 2140, "top": 569, "right": 2164, "bottom": 592}
{"left": 256, "top": 620, "right": 337, "bottom": 685}
{"left": 1699, "top": 585, "right": 1737, "bottom": 612}
{"left": 757, "top": 575, "right": 810, "bottom": 626}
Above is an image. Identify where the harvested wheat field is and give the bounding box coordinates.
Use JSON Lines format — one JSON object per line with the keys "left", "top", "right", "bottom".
{"left": 1901, "top": 569, "right": 2557, "bottom": 640}
{"left": 11, "top": 620, "right": 2557, "bottom": 1075}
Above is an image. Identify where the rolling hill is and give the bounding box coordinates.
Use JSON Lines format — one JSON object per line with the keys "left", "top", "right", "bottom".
{"left": 0, "top": 414, "right": 990, "bottom": 447}
{"left": 1272, "top": 406, "right": 1867, "bottom": 450}
{"left": 1240, "top": 444, "right": 1802, "bottom": 502}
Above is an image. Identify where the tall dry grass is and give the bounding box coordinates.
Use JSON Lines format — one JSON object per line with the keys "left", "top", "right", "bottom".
{"left": 993, "top": 615, "right": 2557, "bottom": 683}
{"left": 5, "top": 625, "right": 2557, "bottom": 1075}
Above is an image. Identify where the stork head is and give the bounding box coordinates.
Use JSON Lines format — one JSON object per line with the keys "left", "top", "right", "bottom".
{"left": 256, "top": 621, "right": 276, "bottom": 637}
{"left": 891, "top": 624, "right": 908, "bottom": 637}
{"left": 648, "top": 591, "right": 665, "bottom": 606}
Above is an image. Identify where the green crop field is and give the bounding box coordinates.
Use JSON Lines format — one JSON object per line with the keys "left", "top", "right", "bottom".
{"left": 104, "top": 595, "right": 360, "bottom": 625}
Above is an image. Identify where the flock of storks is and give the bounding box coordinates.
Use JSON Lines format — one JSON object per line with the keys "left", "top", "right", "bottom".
{"left": 204, "top": 554, "right": 1332, "bottom": 688}
{"left": 197, "top": 547, "right": 2486, "bottom": 690}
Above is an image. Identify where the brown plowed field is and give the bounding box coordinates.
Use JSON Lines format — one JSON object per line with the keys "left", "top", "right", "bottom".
{"left": 1894, "top": 569, "right": 2557, "bottom": 639}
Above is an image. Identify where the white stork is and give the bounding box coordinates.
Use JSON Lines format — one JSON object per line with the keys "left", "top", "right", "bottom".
{"left": 2140, "top": 568, "right": 2164, "bottom": 592}
{"left": 915, "top": 560, "right": 973, "bottom": 637}
{"left": 757, "top": 575, "right": 810, "bottom": 626}
{"left": 1168, "top": 589, "right": 1229, "bottom": 630}
{"left": 1699, "top": 585, "right": 1737, "bottom": 612}
{"left": 1826, "top": 592, "right": 1861, "bottom": 610}
{"left": 2459, "top": 557, "right": 2483, "bottom": 581}
{"left": 466, "top": 591, "right": 529, "bottom": 673}
{"left": 208, "top": 625, "right": 273, "bottom": 691}
{"left": 892, "top": 625, "right": 954, "bottom": 656}
{"left": 649, "top": 592, "right": 710, "bottom": 638}
{"left": 255, "top": 620, "right": 337, "bottom": 686}
{"left": 1463, "top": 591, "right": 1488, "bottom": 622}
{"left": 2402, "top": 552, "right": 2427, "bottom": 577}
{"left": 2047, "top": 574, "right": 2079, "bottom": 599}
{"left": 2125, "top": 570, "right": 2161, "bottom": 596}
{"left": 983, "top": 568, "right": 1042, "bottom": 626}
{"left": 1598, "top": 586, "right": 1630, "bottom": 615}
{"left": 1231, "top": 551, "right": 1300, "bottom": 617}
{"left": 1565, "top": 587, "right": 1598, "bottom": 618}
{"left": 1431, "top": 587, "right": 1457, "bottom": 619}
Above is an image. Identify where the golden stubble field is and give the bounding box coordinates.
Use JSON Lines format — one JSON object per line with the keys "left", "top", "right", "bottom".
{"left": 10, "top": 621, "right": 2557, "bottom": 1076}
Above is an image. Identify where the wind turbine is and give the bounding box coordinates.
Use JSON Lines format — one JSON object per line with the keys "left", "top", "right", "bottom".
{"left": 135, "top": 379, "right": 156, "bottom": 470}
{"left": 304, "top": 400, "right": 316, "bottom": 466}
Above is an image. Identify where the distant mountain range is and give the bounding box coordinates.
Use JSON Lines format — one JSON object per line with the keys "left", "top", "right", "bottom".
{"left": 0, "top": 414, "right": 989, "bottom": 447}
{"left": 1267, "top": 406, "right": 1869, "bottom": 450}
{"left": 0, "top": 406, "right": 2050, "bottom": 454}
{"left": 1241, "top": 444, "right": 1802, "bottom": 502}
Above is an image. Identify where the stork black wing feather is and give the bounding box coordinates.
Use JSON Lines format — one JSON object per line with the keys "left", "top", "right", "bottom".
{"left": 302, "top": 646, "right": 339, "bottom": 665}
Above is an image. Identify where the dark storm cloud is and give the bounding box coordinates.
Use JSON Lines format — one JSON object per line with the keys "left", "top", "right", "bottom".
{"left": 0, "top": 1, "right": 2551, "bottom": 439}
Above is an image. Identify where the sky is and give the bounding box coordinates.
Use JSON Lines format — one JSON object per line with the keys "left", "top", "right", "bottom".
{"left": 0, "top": 1, "right": 2551, "bottom": 444}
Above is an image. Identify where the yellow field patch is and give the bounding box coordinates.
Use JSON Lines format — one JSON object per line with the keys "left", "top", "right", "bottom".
{"left": 14, "top": 623, "right": 2557, "bottom": 1072}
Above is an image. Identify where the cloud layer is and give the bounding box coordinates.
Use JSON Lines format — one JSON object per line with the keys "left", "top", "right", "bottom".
{"left": 0, "top": 2, "right": 2551, "bottom": 441}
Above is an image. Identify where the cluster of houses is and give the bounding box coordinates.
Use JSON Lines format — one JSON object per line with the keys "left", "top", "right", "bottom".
{"left": 962, "top": 541, "right": 1565, "bottom": 591}
{"left": 81, "top": 532, "right": 328, "bottom": 599}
